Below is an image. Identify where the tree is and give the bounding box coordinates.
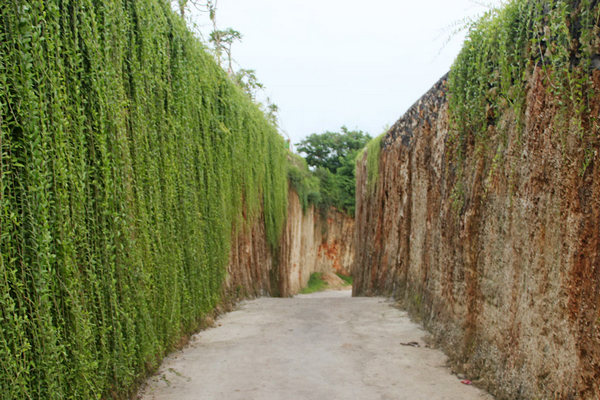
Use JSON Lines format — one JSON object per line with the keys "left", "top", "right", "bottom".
{"left": 178, "top": 0, "right": 186, "bottom": 17}
{"left": 210, "top": 28, "right": 241, "bottom": 74}
{"left": 174, "top": 0, "right": 219, "bottom": 56}
{"left": 296, "top": 127, "right": 371, "bottom": 172}
{"left": 295, "top": 127, "right": 371, "bottom": 215}
{"left": 173, "top": 0, "right": 282, "bottom": 134}
{"left": 233, "top": 69, "right": 264, "bottom": 100}
{"left": 175, "top": 0, "right": 215, "bottom": 19}
{"left": 264, "top": 98, "right": 279, "bottom": 126}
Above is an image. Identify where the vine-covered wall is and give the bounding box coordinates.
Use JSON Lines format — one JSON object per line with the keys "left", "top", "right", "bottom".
{"left": 448, "top": 0, "right": 600, "bottom": 192}
{"left": 0, "top": 0, "right": 287, "bottom": 398}
{"left": 354, "top": 1, "right": 600, "bottom": 398}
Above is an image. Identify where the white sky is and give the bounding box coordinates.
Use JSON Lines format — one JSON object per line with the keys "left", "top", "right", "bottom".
{"left": 187, "top": 0, "right": 502, "bottom": 145}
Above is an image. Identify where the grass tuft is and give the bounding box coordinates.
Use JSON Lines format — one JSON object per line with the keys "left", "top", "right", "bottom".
{"left": 336, "top": 273, "right": 353, "bottom": 286}
{"left": 300, "top": 273, "right": 329, "bottom": 294}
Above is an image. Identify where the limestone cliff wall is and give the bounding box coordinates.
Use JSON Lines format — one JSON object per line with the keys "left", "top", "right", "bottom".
{"left": 353, "top": 70, "right": 600, "bottom": 399}
{"left": 226, "top": 208, "right": 276, "bottom": 299}
{"left": 279, "top": 189, "right": 355, "bottom": 295}
{"left": 226, "top": 188, "right": 354, "bottom": 298}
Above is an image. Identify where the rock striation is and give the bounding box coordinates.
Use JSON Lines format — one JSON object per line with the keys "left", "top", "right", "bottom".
{"left": 227, "top": 189, "right": 354, "bottom": 298}
{"left": 279, "top": 189, "right": 355, "bottom": 295}
{"left": 353, "top": 70, "right": 600, "bottom": 399}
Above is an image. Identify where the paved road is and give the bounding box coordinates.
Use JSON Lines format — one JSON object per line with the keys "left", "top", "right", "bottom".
{"left": 139, "top": 290, "right": 493, "bottom": 400}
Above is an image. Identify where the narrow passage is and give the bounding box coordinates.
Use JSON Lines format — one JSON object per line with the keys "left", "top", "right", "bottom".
{"left": 139, "top": 290, "right": 493, "bottom": 400}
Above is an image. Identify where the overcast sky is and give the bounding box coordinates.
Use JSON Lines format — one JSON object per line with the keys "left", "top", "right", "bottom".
{"left": 188, "top": 0, "right": 502, "bottom": 145}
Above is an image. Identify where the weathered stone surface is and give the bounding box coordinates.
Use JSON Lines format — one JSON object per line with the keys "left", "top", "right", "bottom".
{"left": 226, "top": 189, "right": 354, "bottom": 298}
{"left": 279, "top": 189, "right": 355, "bottom": 295}
{"left": 225, "top": 208, "right": 275, "bottom": 299}
{"left": 353, "top": 70, "right": 600, "bottom": 399}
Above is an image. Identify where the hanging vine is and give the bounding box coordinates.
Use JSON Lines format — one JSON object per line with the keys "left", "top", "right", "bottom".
{"left": 0, "top": 0, "right": 288, "bottom": 398}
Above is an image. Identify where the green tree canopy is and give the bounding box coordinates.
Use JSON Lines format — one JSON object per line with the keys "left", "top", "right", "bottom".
{"left": 296, "top": 127, "right": 371, "bottom": 173}
{"left": 294, "top": 127, "right": 371, "bottom": 216}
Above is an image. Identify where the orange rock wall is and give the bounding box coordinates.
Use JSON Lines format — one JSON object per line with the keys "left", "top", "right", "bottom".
{"left": 279, "top": 189, "right": 355, "bottom": 295}
{"left": 353, "top": 71, "right": 600, "bottom": 399}
{"left": 226, "top": 189, "right": 354, "bottom": 298}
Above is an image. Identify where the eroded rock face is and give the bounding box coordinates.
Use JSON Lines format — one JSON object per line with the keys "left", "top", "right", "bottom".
{"left": 353, "top": 70, "right": 600, "bottom": 399}
{"left": 226, "top": 189, "right": 355, "bottom": 298}
{"left": 279, "top": 189, "right": 355, "bottom": 295}
{"left": 226, "top": 208, "right": 275, "bottom": 299}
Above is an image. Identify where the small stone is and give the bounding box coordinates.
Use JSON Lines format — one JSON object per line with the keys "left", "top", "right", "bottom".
{"left": 592, "top": 54, "right": 600, "bottom": 70}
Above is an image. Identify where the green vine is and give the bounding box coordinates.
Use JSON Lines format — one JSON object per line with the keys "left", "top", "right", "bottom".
{"left": 361, "top": 133, "right": 384, "bottom": 195}
{"left": 0, "top": 0, "right": 288, "bottom": 398}
{"left": 287, "top": 153, "right": 321, "bottom": 212}
{"left": 448, "top": 0, "right": 600, "bottom": 205}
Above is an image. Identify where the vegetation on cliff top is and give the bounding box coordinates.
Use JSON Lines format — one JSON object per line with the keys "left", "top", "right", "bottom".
{"left": 448, "top": 0, "right": 600, "bottom": 185}
{"left": 287, "top": 153, "right": 322, "bottom": 212}
{"left": 294, "top": 127, "right": 372, "bottom": 216}
{"left": 0, "top": 1, "right": 287, "bottom": 398}
{"left": 360, "top": 133, "right": 385, "bottom": 195}
{"left": 360, "top": 1, "right": 599, "bottom": 207}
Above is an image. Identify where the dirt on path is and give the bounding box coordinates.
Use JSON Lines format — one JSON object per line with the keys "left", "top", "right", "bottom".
{"left": 138, "top": 290, "right": 493, "bottom": 400}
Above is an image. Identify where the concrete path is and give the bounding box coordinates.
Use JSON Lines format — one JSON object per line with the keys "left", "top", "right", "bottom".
{"left": 138, "top": 290, "right": 493, "bottom": 400}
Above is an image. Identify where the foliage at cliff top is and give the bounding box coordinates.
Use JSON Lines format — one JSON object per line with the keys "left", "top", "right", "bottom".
{"left": 287, "top": 153, "right": 322, "bottom": 212}
{"left": 445, "top": 0, "right": 600, "bottom": 213}
{"left": 296, "top": 128, "right": 372, "bottom": 173}
{"left": 359, "top": 133, "right": 385, "bottom": 195}
{"left": 354, "top": 127, "right": 386, "bottom": 203}
{"left": 294, "top": 127, "right": 372, "bottom": 215}
{"left": 0, "top": 1, "right": 287, "bottom": 398}
{"left": 448, "top": 0, "right": 599, "bottom": 166}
